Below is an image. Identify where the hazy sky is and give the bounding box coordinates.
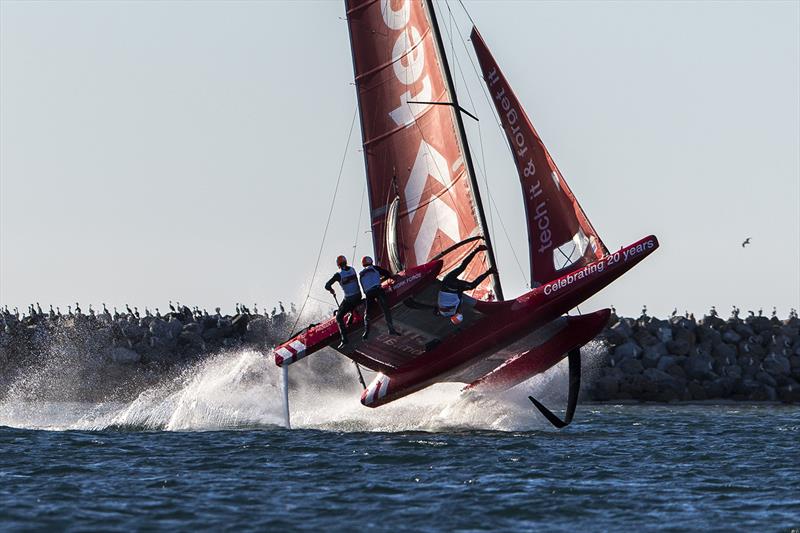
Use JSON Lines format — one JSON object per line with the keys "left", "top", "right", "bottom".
{"left": 1, "top": 0, "right": 798, "bottom": 318}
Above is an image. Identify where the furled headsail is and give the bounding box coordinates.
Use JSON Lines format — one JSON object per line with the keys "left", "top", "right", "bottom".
{"left": 471, "top": 28, "right": 608, "bottom": 288}
{"left": 345, "top": 0, "right": 501, "bottom": 300}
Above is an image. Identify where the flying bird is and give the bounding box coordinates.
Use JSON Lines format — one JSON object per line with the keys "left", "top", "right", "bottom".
{"left": 741, "top": 237, "right": 751, "bottom": 248}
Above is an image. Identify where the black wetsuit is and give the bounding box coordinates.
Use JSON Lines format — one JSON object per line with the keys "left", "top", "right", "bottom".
{"left": 359, "top": 265, "right": 398, "bottom": 336}
{"left": 325, "top": 268, "right": 362, "bottom": 343}
{"left": 439, "top": 248, "right": 494, "bottom": 315}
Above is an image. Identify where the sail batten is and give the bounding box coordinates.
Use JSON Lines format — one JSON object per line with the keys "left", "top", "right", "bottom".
{"left": 345, "top": 0, "right": 500, "bottom": 300}
{"left": 471, "top": 27, "right": 607, "bottom": 288}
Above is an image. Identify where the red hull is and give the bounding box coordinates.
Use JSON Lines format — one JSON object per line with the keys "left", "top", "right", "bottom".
{"left": 361, "top": 235, "right": 659, "bottom": 407}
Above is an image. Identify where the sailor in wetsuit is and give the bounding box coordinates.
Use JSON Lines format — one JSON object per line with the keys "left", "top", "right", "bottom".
{"left": 325, "top": 255, "right": 362, "bottom": 348}
{"left": 358, "top": 256, "right": 401, "bottom": 340}
{"left": 438, "top": 245, "right": 496, "bottom": 323}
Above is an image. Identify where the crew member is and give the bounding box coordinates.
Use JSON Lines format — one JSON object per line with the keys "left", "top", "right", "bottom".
{"left": 438, "top": 245, "right": 496, "bottom": 323}
{"left": 358, "top": 256, "right": 400, "bottom": 340}
{"left": 325, "top": 255, "right": 362, "bottom": 348}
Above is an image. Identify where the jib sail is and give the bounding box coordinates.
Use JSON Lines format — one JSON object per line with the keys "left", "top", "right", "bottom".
{"left": 345, "top": 0, "right": 501, "bottom": 300}
{"left": 471, "top": 27, "right": 608, "bottom": 287}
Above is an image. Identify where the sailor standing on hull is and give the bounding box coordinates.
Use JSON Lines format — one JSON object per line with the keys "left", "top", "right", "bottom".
{"left": 438, "top": 244, "right": 496, "bottom": 323}
{"left": 358, "top": 256, "right": 401, "bottom": 340}
{"left": 325, "top": 255, "right": 362, "bottom": 348}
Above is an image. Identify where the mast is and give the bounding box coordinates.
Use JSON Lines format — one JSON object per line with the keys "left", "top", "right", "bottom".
{"left": 424, "top": 0, "right": 504, "bottom": 301}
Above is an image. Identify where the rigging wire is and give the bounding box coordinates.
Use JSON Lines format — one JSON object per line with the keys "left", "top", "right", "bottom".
{"left": 288, "top": 108, "right": 358, "bottom": 338}
{"left": 352, "top": 185, "right": 367, "bottom": 260}
{"left": 439, "top": 0, "right": 529, "bottom": 286}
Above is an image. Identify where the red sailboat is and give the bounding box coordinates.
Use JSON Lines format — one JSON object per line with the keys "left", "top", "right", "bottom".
{"left": 273, "top": 0, "right": 658, "bottom": 427}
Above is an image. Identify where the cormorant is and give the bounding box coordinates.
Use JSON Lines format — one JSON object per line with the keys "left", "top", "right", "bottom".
{"left": 169, "top": 301, "right": 176, "bottom": 313}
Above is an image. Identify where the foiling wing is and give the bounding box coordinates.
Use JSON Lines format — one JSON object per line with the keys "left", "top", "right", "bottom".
{"left": 345, "top": 0, "right": 499, "bottom": 300}
{"left": 471, "top": 28, "right": 608, "bottom": 287}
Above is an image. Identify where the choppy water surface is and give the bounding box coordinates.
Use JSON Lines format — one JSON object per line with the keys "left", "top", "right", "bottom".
{"left": 0, "top": 352, "right": 798, "bottom": 530}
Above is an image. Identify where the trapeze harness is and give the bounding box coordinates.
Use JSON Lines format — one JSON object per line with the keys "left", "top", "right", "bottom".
{"left": 359, "top": 266, "right": 382, "bottom": 292}
{"left": 339, "top": 266, "right": 361, "bottom": 299}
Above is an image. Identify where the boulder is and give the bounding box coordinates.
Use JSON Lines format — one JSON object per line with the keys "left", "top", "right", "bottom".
{"left": 763, "top": 354, "right": 791, "bottom": 377}
{"left": 592, "top": 376, "right": 619, "bottom": 400}
{"left": 749, "top": 384, "right": 777, "bottom": 401}
{"left": 778, "top": 384, "right": 800, "bottom": 403}
{"left": 633, "top": 329, "right": 661, "bottom": 348}
{"left": 684, "top": 356, "right": 714, "bottom": 380}
{"left": 642, "top": 344, "right": 668, "bottom": 368}
{"left": 656, "top": 355, "right": 678, "bottom": 371}
{"left": 723, "top": 364, "right": 742, "bottom": 380}
{"left": 755, "top": 371, "right": 778, "bottom": 388}
{"left": 721, "top": 329, "right": 742, "bottom": 344}
{"left": 712, "top": 342, "right": 737, "bottom": 361}
{"left": 612, "top": 342, "right": 642, "bottom": 363}
{"left": 619, "top": 358, "right": 644, "bottom": 375}
{"left": 656, "top": 326, "right": 673, "bottom": 343}
{"left": 667, "top": 338, "right": 691, "bottom": 356}
{"left": 687, "top": 380, "right": 707, "bottom": 400}
{"left": 665, "top": 364, "right": 687, "bottom": 380}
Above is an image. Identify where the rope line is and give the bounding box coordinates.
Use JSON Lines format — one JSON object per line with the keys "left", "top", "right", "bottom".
{"left": 288, "top": 108, "right": 358, "bottom": 338}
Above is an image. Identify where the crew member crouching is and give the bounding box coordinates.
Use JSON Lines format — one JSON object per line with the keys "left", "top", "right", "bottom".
{"left": 438, "top": 244, "right": 496, "bottom": 324}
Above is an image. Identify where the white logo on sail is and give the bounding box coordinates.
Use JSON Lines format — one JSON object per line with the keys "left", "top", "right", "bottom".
{"left": 383, "top": 0, "right": 432, "bottom": 127}
{"left": 405, "top": 142, "right": 460, "bottom": 264}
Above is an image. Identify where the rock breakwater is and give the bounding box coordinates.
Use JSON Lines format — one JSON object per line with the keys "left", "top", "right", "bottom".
{"left": 1, "top": 304, "right": 798, "bottom": 403}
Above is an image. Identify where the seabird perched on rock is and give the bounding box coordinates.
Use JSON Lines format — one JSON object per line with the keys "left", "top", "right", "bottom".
{"left": 68, "top": 305, "right": 73, "bottom": 317}
{"left": 134, "top": 307, "right": 140, "bottom": 319}
{"left": 49, "top": 305, "right": 56, "bottom": 319}
{"left": 279, "top": 301, "right": 285, "bottom": 314}
{"left": 113, "top": 307, "right": 120, "bottom": 319}
{"left": 36, "top": 303, "right": 43, "bottom": 316}
{"left": 155, "top": 308, "right": 161, "bottom": 318}
{"left": 145, "top": 307, "right": 152, "bottom": 317}
{"left": 758, "top": 308, "right": 763, "bottom": 317}
{"left": 710, "top": 306, "right": 718, "bottom": 317}
{"left": 88, "top": 304, "right": 95, "bottom": 317}
{"left": 169, "top": 301, "right": 176, "bottom": 313}
{"left": 75, "top": 302, "right": 81, "bottom": 315}
{"left": 772, "top": 306, "right": 777, "bottom": 318}
{"left": 641, "top": 305, "right": 648, "bottom": 317}
{"left": 671, "top": 308, "right": 677, "bottom": 317}
{"left": 253, "top": 303, "right": 259, "bottom": 315}
{"left": 235, "top": 303, "right": 241, "bottom": 314}
{"left": 741, "top": 237, "right": 751, "bottom": 248}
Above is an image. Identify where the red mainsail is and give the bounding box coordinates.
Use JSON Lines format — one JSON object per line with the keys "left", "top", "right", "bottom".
{"left": 471, "top": 27, "right": 608, "bottom": 288}
{"left": 345, "top": 0, "right": 500, "bottom": 300}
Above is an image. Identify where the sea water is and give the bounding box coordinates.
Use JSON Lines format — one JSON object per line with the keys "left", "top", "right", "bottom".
{"left": 0, "top": 350, "right": 798, "bottom": 530}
